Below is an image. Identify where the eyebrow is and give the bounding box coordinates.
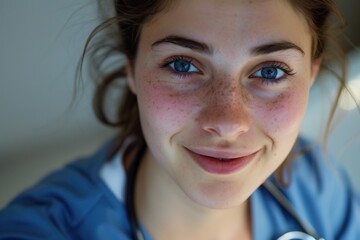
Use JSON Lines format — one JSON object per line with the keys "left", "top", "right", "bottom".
{"left": 251, "top": 41, "right": 305, "bottom": 56}
{"left": 152, "top": 35, "right": 304, "bottom": 56}
{"left": 152, "top": 35, "right": 213, "bottom": 54}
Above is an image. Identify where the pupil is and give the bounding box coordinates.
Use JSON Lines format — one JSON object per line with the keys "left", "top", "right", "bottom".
{"left": 261, "top": 67, "right": 277, "bottom": 79}
{"left": 174, "top": 60, "right": 190, "bottom": 72}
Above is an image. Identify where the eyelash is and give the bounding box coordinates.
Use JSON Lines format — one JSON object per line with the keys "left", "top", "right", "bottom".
{"left": 250, "top": 61, "right": 296, "bottom": 85}
{"left": 160, "top": 56, "right": 201, "bottom": 79}
{"left": 160, "top": 56, "right": 295, "bottom": 85}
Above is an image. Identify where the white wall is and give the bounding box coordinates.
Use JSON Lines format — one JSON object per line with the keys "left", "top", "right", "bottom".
{"left": 0, "top": 0, "right": 359, "bottom": 208}
{"left": 301, "top": 50, "right": 360, "bottom": 190}
{"left": 0, "top": 1, "right": 114, "bottom": 207}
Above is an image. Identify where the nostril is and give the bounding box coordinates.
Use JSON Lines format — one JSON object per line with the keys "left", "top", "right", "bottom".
{"left": 202, "top": 122, "right": 249, "bottom": 138}
{"left": 203, "top": 126, "right": 222, "bottom": 137}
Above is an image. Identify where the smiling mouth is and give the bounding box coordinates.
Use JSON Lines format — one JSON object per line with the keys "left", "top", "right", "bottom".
{"left": 185, "top": 148, "right": 259, "bottom": 175}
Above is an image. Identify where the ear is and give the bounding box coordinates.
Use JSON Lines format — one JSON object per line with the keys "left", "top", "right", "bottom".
{"left": 310, "top": 58, "right": 322, "bottom": 86}
{"left": 126, "top": 60, "right": 137, "bottom": 95}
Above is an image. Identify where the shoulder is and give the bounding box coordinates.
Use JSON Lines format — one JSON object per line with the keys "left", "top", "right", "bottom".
{"left": 0, "top": 140, "right": 133, "bottom": 239}
{"left": 282, "top": 137, "right": 360, "bottom": 238}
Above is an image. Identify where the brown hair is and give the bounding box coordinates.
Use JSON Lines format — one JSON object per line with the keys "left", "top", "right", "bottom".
{"left": 80, "top": 0, "right": 347, "bottom": 161}
{"left": 288, "top": 0, "right": 347, "bottom": 143}
{"left": 274, "top": 0, "right": 348, "bottom": 185}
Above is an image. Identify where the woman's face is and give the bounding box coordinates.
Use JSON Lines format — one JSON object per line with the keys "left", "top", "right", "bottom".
{"left": 127, "top": 0, "right": 320, "bottom": 208}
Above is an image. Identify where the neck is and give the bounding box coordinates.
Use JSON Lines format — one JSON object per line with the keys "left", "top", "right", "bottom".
{"left": 135, "top": 149, "right": 252, "bottom": 240}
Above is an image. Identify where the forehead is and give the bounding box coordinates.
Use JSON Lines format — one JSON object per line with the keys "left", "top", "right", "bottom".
{"left": 141, "top": 0, "right": 311, "bottom": 55}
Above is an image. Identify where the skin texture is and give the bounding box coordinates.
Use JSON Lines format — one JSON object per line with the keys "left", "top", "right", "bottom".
{"left": 126, "top": 0, "right": 321, "bottom": 239}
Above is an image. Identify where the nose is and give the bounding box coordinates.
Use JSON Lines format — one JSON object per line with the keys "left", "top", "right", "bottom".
{"left": 198, "top": 83, "right": 251, "bottom": 139}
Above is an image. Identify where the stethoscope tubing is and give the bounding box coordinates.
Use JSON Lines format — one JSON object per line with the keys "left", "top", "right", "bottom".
{"left": 262, "top": 181, "right": 324, "bottom": 239}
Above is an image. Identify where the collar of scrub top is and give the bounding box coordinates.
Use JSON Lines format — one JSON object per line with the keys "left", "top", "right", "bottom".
{"left": 124, "top": 143, "right": 325, "bottom": 240}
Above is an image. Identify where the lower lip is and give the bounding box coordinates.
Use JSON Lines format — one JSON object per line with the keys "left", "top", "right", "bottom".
{"left": 186, "top": 149, "right": 258, "bottom": 175}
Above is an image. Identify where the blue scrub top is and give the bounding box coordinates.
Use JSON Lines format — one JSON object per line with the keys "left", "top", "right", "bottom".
{"left": 0, "top": 138, "right": 359, "bottom": 239}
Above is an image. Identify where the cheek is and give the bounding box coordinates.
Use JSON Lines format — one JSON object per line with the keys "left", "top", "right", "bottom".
{"left": 252, "top": 86, "right": 309, "bottom": 138}
{"left": 136, "top": 74, "right": 197, "bottom": 136}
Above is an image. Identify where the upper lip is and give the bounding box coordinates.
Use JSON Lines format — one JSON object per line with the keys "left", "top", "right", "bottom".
{"left": 185, "top": 147, "right": 258, "bottom": 159}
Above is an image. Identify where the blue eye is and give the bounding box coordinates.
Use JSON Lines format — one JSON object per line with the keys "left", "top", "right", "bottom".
{"left": 168, "top": 58, "right": 199, "bottom": 73}
{"left": 252, "top": 66, "right": 285, "bottom": 80}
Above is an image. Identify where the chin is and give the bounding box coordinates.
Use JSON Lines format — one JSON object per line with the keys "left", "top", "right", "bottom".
{"left": 184, "top": 180, "right": 254, "bottom": 209}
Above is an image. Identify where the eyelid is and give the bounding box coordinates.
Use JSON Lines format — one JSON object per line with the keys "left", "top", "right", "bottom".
{"left": 160, "top": 55, "right": 204, "bottom": 74}
{"left": 250, "top": 61, "right": 295, "bottom": 77}
{"left": 161, "top": 56, "right": 193, "bottom": 67}
{"left": 246, "top": 61, "right": 296, "bottom": 88}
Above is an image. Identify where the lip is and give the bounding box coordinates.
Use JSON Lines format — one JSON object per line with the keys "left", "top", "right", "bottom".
{"left": 185, "top": 147, "right": 259, "bottom": 175}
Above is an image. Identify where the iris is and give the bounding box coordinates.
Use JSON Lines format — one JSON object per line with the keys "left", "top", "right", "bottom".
{"left": 261, "top": 67, "right": 278, "bottom": 79}
{"left": 174, "top": 59, "right": 191, "bottom": 72}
